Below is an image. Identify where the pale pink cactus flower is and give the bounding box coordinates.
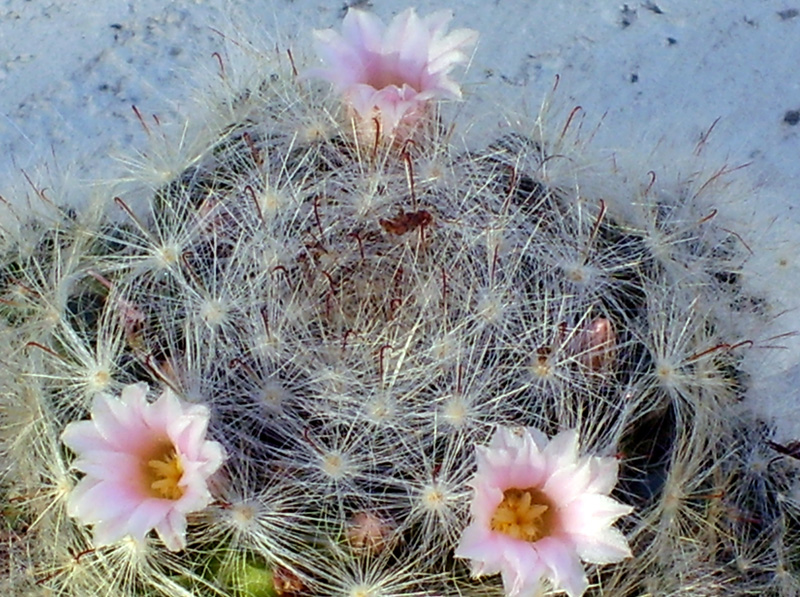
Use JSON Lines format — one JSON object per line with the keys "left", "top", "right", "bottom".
{"left": 61, "top": 383, "right": 225, "bottom": 551}
{"left": 455, "top": 426, "right": 633, "bottom": 597}
{"left": 310, "top": 7, "right": 478, "bottom": 140}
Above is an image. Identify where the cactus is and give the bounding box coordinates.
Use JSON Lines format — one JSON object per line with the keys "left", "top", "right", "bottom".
{"left": 1, "top": 8, "right": 797, "bottom": 597}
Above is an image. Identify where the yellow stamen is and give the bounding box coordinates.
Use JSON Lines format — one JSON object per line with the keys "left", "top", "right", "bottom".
{"left": 146, "top": 448, "right": 184, "bottom": 500}
{"left": 491, "top": 487, "right": 555, "bottom": 542}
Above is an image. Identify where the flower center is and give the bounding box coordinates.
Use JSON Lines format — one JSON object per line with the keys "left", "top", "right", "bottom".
{"left": 144, "top": 444, "right": 184, "bottom": 500}
{"left": 364, "top": 53, "right": 420, "bottom": 91}
{"left": 491, "top": 487, "right": 556, "bottom": 542}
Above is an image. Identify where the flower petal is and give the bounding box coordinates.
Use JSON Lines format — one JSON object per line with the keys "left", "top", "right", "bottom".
{"left": 67, "top": 478, "right": 142, "bottom": 523}
{"left": 469, "top": 481, "right": 503, "bottom": 523}
{"left": 385, "top": 9, "right": 427, "bottom": 66}
{"left": 585, "top": 456, "right": 620, "bottom": 494}
{"left": 342, "top": 8, "right": 384, "bottom": 53}
{"left": 455, "top": 523, "right": 500, "bottom": 568}
{"left": 428, "top": 27, "right": 478, "bottom": 71}
{"left": 543, "top": 429, "right": 580, "bottom": 474}
{"left": 560, "top": 493, "right": 633, "bottom": 535}
{"left": 125, "top": 499, "right": 172, "bottom": 539}
{"left": 92, "top": 516, "right": 132, "bottom": 547}
{"left": 198, "top": 439, "right": 226, "bottom": 476}
{"left": 72, "top": 450, "right": 140, "bottom": 481}
{"left": 65, "top": 477, "right": 102, "bottom": 519}
{"left": 156, "top": 508, "right": 188, "bottom": 552}
{"left": 119, "top": 382, "right": 149, "bottom": 408}
{"left": 144, "top": 387, "right": 183, "bottom": 430}
{"left": 542, "top": 460, "right": 592, "bottom": 505}
{"left": 62, "top": 420, "right": 113, "bottom": 454}
{"left": 169, "top": 406, "right": 211, "bottom": 460}
{"left": 424, "top": 9, "right": 455, "bottom": 38}
{"left": 572, "top": 526, "right": 632, "bottom": 564}
{"left": 535, "top": 536, "right": 590, "bottom": 597}
{"left": 500, "top": 542, "right": 546, "bottom": 597}
{"left": 90, "top": 393, "right": 136, "bottom": 446}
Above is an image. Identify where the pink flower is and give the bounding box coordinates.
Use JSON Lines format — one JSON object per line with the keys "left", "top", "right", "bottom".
{"left": 455, "top": 427, "right": 633, "bottom": 597}
{"left": 310, "top": 7, "right": 478, "bottom": 139}
{"left": 61, "top": 383, "right": 225, "bottom": 551}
